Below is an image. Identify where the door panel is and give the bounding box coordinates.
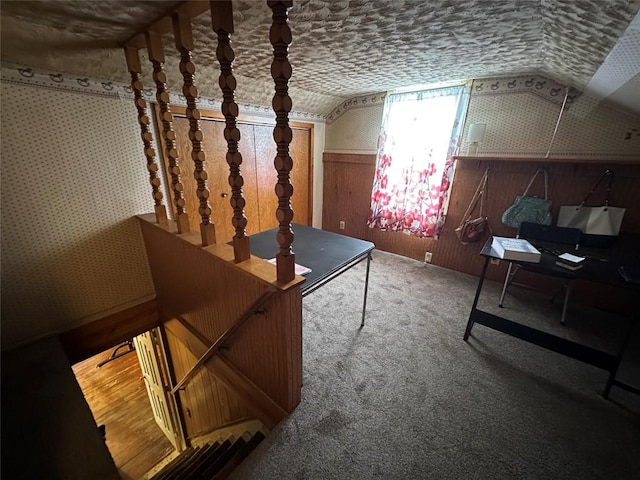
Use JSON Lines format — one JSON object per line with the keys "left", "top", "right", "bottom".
{"left": 161, "top": 107, "right": 312, "bottom": 243}
{"left": 172, "top": 117, "right": 261, "bottom": 243}
{"left": 254, "top": 124, "right": 311, "bottom": 230}
{"left": 290, "top": 127, "right": 311, "bottom": 225}
{"left": 133, "top": 329, "right": 184, "bottom": 451}
{"left": 254, "top": 124, "right": 279, "bottom": 232}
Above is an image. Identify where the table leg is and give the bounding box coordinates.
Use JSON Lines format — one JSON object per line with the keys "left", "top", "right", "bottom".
{"left": 360, "top": 252, "right": 372, "bottom": 328}
{"left": 464, "top": 255, "right": 491, "bottom": 341}
{"left": 602, "top": 319, "right": 635, "bottom": 398}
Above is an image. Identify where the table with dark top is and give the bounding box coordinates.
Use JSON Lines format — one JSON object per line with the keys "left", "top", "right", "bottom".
{"left": 248, "top": 224, "right": 375, "bottom": 327}
{"left": 463, "top": 235, "right": 640, "bottom": 398}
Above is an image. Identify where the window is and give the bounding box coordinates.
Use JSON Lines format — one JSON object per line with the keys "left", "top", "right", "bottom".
{"left": 368, "top": 84, "right": 470, "bottom": 237}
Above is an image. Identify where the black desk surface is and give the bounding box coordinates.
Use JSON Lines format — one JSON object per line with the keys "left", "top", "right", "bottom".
{"left": 248, "top": 224, "right": 375, "bottom": 293}
{"left": 482, "top": 235, "right": 640, "bottom": 291}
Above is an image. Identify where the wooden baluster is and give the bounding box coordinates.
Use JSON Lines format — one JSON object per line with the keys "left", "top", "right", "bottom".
{"left": 146, "top": 30, "right": 191, "bottom": 234}
{"left": 172, "top": 13, "right": 216, "bottom": 246}
{"left": 268, "top": 0, "right": 295, "bottom": 282}
{"left": 124, "top": 45, "right": 168, "bottom": 225}
{"left": 210, "top": 0, "right": 250, "bottom": 262}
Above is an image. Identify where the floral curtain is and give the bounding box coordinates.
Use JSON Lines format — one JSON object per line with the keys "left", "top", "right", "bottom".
{"left": 367, "top": 85, "right": 470, "bottom": 237}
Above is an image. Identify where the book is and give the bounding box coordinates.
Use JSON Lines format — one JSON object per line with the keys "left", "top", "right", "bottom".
{"left": 557, "top": 253, "right": 585, "bottom": 265}
{"left": 491, "top": 236, "right": 541, "bottom": 263}
{"left": 267, "top": 258, "right": 312, "bottom": 276}
{"left": 555, "top": 260, "right": 583, "bottom": 271}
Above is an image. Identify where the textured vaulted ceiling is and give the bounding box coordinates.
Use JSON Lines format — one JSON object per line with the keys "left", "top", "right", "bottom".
{"left": 1, "top": 0, "right": 639, "bottom": 115}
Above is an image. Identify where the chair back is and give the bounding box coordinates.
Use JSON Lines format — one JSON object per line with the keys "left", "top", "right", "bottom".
{"left": 517, "top": 222, "right": 581, "bottom": 248}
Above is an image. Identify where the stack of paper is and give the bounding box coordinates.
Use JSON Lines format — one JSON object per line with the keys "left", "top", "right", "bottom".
{"left": 267, "top": 258, "right": 312, "bottom": 275}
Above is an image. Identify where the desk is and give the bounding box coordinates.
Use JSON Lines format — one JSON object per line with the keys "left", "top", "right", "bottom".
{"left": 249, "top": 224, "right": 375, "bottom": 326}
{"left": 463, "top": 236, "right": 639, "bottom": 398}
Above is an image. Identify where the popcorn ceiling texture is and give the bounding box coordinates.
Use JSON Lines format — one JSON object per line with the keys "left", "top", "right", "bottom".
{"left": 2, "top": 0, "right": 639, "bottom": 115}
{"left": 0, "top": 83, "right": 156, "bottom": 348}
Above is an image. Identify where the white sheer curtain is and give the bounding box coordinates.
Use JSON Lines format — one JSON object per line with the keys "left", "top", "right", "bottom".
{"left": 367, "top": 85, "right": 470, "bottom": 237}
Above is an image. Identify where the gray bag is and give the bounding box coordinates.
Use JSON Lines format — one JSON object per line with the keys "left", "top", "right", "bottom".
{"left": 501, "top": 169, "right": 552, "bottom": 229}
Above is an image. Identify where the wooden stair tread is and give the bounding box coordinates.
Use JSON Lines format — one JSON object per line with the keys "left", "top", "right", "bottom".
{"left": 148, "top": 430, "right": 265, "bottom": 480}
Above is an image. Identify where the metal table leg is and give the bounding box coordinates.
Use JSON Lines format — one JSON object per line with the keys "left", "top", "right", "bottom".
{"left": 360, "top": 252, "right": 373, "bottom": 328}
{"left": 464, "top": 255, "right": 490, "bottom": 341}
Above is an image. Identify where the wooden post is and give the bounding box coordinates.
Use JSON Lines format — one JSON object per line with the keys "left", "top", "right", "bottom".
{"left": 146, "top": 30, "right": 191, "bottom": 235}
{"left": 172, "top": 13, "right": 216, "bottom": 246}
{"left": 210, "top": 0, "right": 251, "bottom": 262}
{"left": 124, "top": 45, "right": 168, "bottom": 225}
{"left": 268, "top": 0, "right": 295, "bottom": 282}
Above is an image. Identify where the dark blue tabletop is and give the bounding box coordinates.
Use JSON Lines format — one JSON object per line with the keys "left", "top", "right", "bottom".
{"left": 481, "top": 235, "right": 640, "bottom": 291}
{"left": 248, "top": 224, "right": 375, "bottom": 293}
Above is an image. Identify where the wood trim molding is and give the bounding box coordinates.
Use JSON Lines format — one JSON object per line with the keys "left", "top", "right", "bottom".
{"left": 137, "top": 214, "right": 305, "bottom": 292}
{"left": 59, "top": 300, "right": 160, "bottom": 364}
{"left": 170, "top": 104, "right": 314, "bottom": 129}
{"left": 454, "top": 156, "right": 640, "bottom": 165}
{"left": 323, "top": 152, "right": 376, "bottom": 165}
{"left": 163, "top": 317, "right": 288, "bottom": 429}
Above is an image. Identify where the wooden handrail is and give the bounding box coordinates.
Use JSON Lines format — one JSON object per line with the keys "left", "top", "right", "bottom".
{"left": 163, "top": 317, "right": 289, "bottom": 429}
{"left": 171, "top": 287, "right": 277, "bottom": 394}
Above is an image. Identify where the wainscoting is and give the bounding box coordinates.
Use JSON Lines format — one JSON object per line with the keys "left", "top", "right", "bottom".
{"left": 322, "top": 152, "right": 640, "bottom": 314}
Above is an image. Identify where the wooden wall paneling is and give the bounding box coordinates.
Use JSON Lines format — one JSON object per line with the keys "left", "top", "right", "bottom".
{"left": 321, "top": 152, "right": 640, "bottom": 314}
{"left": 322, "top": 153, "right": 375, "bottom": 238}
{"left": 138, "top": 217, "right": 303, "bottom": 412}
{"left": 164, "top": 325, "right": 250, "bottom": 439}
{"left": 322, "top": 153, "right": 440, "bottom": 261}
{"left": 163, "top": 317, "right": 288, "bottom": 429}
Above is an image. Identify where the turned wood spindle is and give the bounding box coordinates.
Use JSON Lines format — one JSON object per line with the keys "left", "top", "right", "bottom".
{"left": 268, "top": 0, "right": 295, "bottom": 282}
{"left": 145, "top": 30, "right": 191, "bottom": 235}
{"left": 172, "top": 13, "right": 216, "bottom": 246}
{"left": 210, "top": 0, "right": 250, "bottom": 262}
{"left": 124, "top": 45, "right": 168, "bottom": 225}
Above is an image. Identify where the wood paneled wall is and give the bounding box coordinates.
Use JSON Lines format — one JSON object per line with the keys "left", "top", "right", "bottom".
{"left": 137, "top": 215, "right": 303, "bottom": 432}
{"left": 322, "top": 153, "right": 640, "bottom": 312}
{"left": 164, "top": 327, "right": 249, "bottom": 439}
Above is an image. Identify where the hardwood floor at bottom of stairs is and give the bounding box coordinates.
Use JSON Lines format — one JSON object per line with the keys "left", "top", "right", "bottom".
{"left": 73, "top": 346, "right": 175, "bottom": 479}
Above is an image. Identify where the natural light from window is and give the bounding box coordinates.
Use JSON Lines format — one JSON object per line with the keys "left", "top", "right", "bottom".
{"left": 368, "top": 84, "right": 470, "bottom": 238}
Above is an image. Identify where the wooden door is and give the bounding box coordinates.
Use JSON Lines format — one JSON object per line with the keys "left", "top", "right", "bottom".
{"left": 159, "top": 106, "right": 312, "bottom": 241}
{"left": 133, "top": 328, "right": 185, "bottom": 451}
{"left": 290, "top": 125, "right": 312, "bottom": 225}
{"left": 199, "top": 120, "right": 260, "bottom": 242}
{"left": 171, "top": 116, "right": 260, "bottom": 243}
{"left": 254, "top": 123, "right": 312, "bottom": 230}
